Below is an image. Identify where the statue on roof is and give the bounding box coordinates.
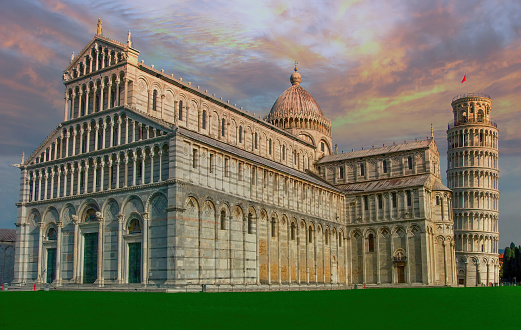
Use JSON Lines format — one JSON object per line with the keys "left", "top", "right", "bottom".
{"left": 97, "top": 18, "right": 102, "bottom": 35}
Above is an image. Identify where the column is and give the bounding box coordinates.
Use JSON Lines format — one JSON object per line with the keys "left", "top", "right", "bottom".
{"left": 99, "top": 82, "right": 105, "bottom": 111}
{"left": 37, "top": 171, "right": 42, "bottom": 201}
{"left": 63, "top": 168, "right": 68, "bottom": 198}
{"left": 64, "top": 95, "right": 69, "bottom": 121}
{"left": 124, "top": 156, "right": 129, "bottom": 188}
{"left": 107, "top": 160, "right": 113, "bottom": 190}
{"left": 147, "top": 90, "right": 152, "bottom": 114}
{"left": 117, "top": 214, "right": 124, "bottom": 283}
{"left": 92, "top": 86, "right": 97, "bottom": 113}
{"left": 31, "top": 173, "right": 36, "bottom": 202}
{"left": 443, "top": 241, "right": 448, "bottom": 285}
{"left": 64, "top": 133, "right": 69, "bottom": 157}
{"left": 76, "top": 163, "right": 81, "bottom": 195}
{"left": 160, "top": 94, "right": 165, "bottom": 119}
{"left": 141, "top": 155, "right": 145, "bottom": 185}
{"left": 85, "top": 86, "right": 90, "bottom": 115}
{"left": 142, "top": 212, "right": 149, "bottom": 285}
{"left": 406, "top": 230, "right": 411, "bottom": 284}
{"left": 109, "top": 121, "right": 114, "bottom": 147}
{"left": 125, "top": 118, "right": 129, "bottom": 144}
{"left": 53, "top": 141, "right": 58, "bottom": 160}
{"left": 94, "top": 125, "right": 99, "bottom": 151}
{"left": 37, "top": 221, "right": 44, "bottom": 284}
{"left": 56, "top": 222, "right": 63, "bottom": 285}
{"left": 71, "top": 93, "right": 77, "bottom": 119}
{"left": 116, "top": 156, "right": 121, "bottom": 189}
{"left": 101, "top": 124, "right": 106, "bottom": 149}
{"left": 376, "top": 233, "right": 381, "bottom": 284}
{"left": 107, "top": 82, "right": 112, "bottom": 109}
{"left": 123, "top": 78, "right": 128, "bottom": 106}
{"left": 100, "top": 161, "right": 105, "bottom": 191}
{"left": 44, "top": 171, "right": 49, "bottom": 200}
{"left": 132, "top": 155, "right": 137, "bottom": 186}
{"left": 72, "top": 129, "right": 77, "bottom": 156}
{"left": 49, "top": 169, "right": 55, "bottom": 199}
{"left": 150, "top": 151, "right": 155, "bottom": 183}
{"left": 117, "top": 119, "right": 122, "bottom": 145}
{"left": 297, "top": 227, "right": 300, "bottom": 284}
{"left": 97, "top": 216, "right": 104, "bottom": 286}
{"left": 114, "top": 80, "right": 120, "bottom": 107}
{"left": 83, "top": 163, "right": 89, "bottom": 194}
{"left": 92, "top": 162, "right": 97, "bottom": 193}
{"left": 86, "top": 127, "right": 91, "bottom": 153}
{"left": 78, "top": 91, "right": 83, "bottom": 117}
{"left": 158, "top": 151, "right": 163, "bottom": 182}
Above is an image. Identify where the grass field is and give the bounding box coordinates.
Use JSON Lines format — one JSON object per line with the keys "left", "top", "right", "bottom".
{"left": 1, "top": 287, "right": 520, "bottom": 329}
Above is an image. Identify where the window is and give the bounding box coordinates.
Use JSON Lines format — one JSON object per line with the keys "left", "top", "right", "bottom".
{"left": 436, "top": 196, "right": 440, "bottom": 205}
{"left": 238, "top": 126, "right": 243, "bottom": 143}
{"left": 271, "top": 219, "right": 276, "bottom": 237}
{"left": 268, "top": 139, "right": 272, "bottom": 155}
{"left": 202, "top": 110, "right": 207, "bottom": 129}
{"left": 152, "top": 90, "right": 157, "bottom": 111}
{"left": 238, "top": 162, "right": 243, "bottom": 180}
{"left": 254, "top": 132, "right": 258, "bottom": 149}
{"left": 251, "top": 167, "right": 256, "bottom": 185}
{"left": 209, "top": 153, "right": 214, "bottom": 173}
{"left": 178, "top": 101, "right": 183, "bottom": 120}
{"left": 220, "top": 210, "right": 226, "bottom": 230}
{"left": 339, "top": 166, "right": 344, "bottom": 179}
{"left": 378, "top": 194, "right": 383, "bottom": 209}
{"left": 248, "top": 213, "right": 253, "bottom": 234}
{"left": 291, "top": 223, "right": 296, "bottom": 240}
{"left": 325, "top": 230, "right": 329, "bottom": 245}
{"left": 282, "top": 145, "right": 286, "bottom": 160}
{"left": 294, "top": 152, "right": 297, "bottom": 165}
{"left": 308, "top": 226, "right": 313, "bottom": 243}
{"left": 364, "top": 195, "right": 369, "bottom": 211}
{"left": 406, "top": 191, "right": 412, "bottom": 206}
{"left": 360, "top": 163, "right": 365, "bottom": 176}
{"left": 320, "top": 142, "right": 325, "bottom": 152}
{"left": 221, "top": 118, "right": 226, "bottom": 137}
{"left": 383, "top": 160, "right": 387, "bottom": 173}
{"left": 224, "top": 157, "right": 229, "bottom": 177}
{"left": 368, "top": 233, "right": 375, "bottom": 252}
{"left": 192, "top": 148, "right": 198, "bottom": 168}
{"left": 392, "top": 192, "right": 397, "bottom": 208}
{"left": 408, "top": 156, "right": 413, "bottom": 170}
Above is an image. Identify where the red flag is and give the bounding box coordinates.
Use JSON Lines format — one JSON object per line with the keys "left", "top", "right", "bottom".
{"left": 461, "top": 75, "right": 467, "bottom": 83}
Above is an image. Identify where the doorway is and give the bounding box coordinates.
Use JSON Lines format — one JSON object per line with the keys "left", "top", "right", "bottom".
{"left": 46, "top": 248, "right": 56, "bottom": 284}
{"left": 397, "top": 265, "right": 405, "bottom": 283}
{"left": 128, "top": 242, "right": 141, "bottom": 283}
{"left": 83, "top": 233, "right": 98, "bottom": 284}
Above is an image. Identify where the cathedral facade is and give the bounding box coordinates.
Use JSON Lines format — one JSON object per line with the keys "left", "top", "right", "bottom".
{"left": 12, "top": 26, "right": 456, "bottom": 290}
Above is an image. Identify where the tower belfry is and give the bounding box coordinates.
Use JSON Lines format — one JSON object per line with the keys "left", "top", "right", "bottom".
{"left": 446, "top": 93, "right": 500, "bottom": 286}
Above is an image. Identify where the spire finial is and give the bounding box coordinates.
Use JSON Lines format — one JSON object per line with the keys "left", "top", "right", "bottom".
{"left": 21, "top": 152, "right": 25, "bottom": 164}
{"left": 430, "top": 123, "right": 434, "bottom": 138}
{"left": 127, "top": 30, "right": 132, "bottom": 48}
{"left": 294, "top": 60, "right": 298, "bottom": 71}
{"left": 97, "top": 18, "right": 102, "bottom": 35}
{"left": 71, "top": 52, "right": 75, "bottom": 62}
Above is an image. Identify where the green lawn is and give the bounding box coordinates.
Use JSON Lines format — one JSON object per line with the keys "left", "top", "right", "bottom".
{"left": 1, "top": 287, "right": 519, "bottom": 329}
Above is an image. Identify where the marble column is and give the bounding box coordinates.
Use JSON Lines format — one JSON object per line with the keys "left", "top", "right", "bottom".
{"left": 37, "top": 221, "right": 44, "bottom": 284}
{"left": 117, "top": 214, "right": 124, "bottom": 283}
{"left": 56, "top": 222, "right": 63, "bottom": 285}
{"left": 142, "top": 212, "right": 149, "bottom": 285}
{"left": 97, "top": 215, "right": 104, "bottom": 286}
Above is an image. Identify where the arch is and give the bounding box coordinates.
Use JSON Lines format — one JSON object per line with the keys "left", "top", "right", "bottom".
{"left": 103, "top": 198, "right": 120, "bottom": 222}
{"left": 122, "top": 195, "right": 145, "bottom": 217}
{"left": 60, "top": 204, "right": 76, "bottom": 225}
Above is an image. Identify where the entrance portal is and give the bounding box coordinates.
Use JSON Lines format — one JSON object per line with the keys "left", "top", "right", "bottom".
{"left": 46, "top": 248, "right": 56, "bottom": 284}
{"left": 397, "top": 265, "right": 405, "bottom": 283}
{"left": 128, "top": 242, "right": 141, "bottom": 283}
{"left": 83, "top": 233, "right": 98, "bottom": 284}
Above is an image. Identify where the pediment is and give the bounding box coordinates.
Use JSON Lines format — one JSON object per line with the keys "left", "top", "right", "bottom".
{"left": 25, "top": 125, "right": 64, "bottom": 166}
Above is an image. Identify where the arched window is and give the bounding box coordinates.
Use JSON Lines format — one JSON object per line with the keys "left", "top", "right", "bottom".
{"left": 178, "top": 101, "right": 183, "bottom": 120}
{"left": 408, "top": 156, "right": 413, "bottom": 170}
{"left": 239, "top": 126, "right": 243, "bottom": 143}
{"left": 360, "top": 163, "right": 365, "bottom": 176}
{"left": 282, "top": 145, "right": 286, "bottom": 160}
{"left": 382, "top": 160, "right": 388, "bottom": 173}
{"left": 128, "top": 218, "right": 142, "bottom": 234}
{"left": 406, "top": 191, "right": 412, "bottom": 206}
{"left": 271, "top": 218, "right": 276, "bottom": 237}
{"left": 325, "top": 229, "right": 329, "bottom": 245}
{"left": 202, "top": 110, "right": 207, "bottom": 129}
{"left": 368, "top": 233, "right": 375, "bottom": 252}
{"left": 436, "top": 196, "right": 440, "bottom": 205}
{"left": 248, "top": 213, "right": 253, "bottom": 234}
{"left": 268, "top": 139, "right": 272, "bottom": 155}
{"left": 152, "top": 90, "right": 157, "bottom": 111}
{"left": 220, "top": 210, "right": 226, "bottom": 230}
{"left": 84, "top": 208, "right": 97, "bottom": 222}
{"left": 221, "top": 118, "right": 226, "bottom": 137}
{"left": 308, "top": 226, "right": 313, "bottom": 243}
{"left": 47, "top": 227, "right": 57, "bottom": 240}
{"left": 254, "top": 132, "right": 258, "bottom": 149}
{"left": 291, "top": 223, "right": 296, "bottom": 240}
{"left": 339, "top": 166, "right": 344, "bottom": 179}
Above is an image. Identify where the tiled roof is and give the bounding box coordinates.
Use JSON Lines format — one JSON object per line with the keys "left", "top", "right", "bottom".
{"left": 432, "top": 180, "right": 452, "bottom": 192}
{"left": 0, "top": 229, "right": 16, "bottom": 242}
{"left": 318, "top": 139, "right": 433, "bottom": 164}
{"left": 337, "top": 174, "right": 431, "bottom": 194}
{"left": 177, "top": 127, "right": 341, "bottom": 193}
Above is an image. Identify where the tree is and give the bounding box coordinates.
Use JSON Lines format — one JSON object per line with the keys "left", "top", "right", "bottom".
{"left": 501, "top": 242, "right": 521, "bottom": 283}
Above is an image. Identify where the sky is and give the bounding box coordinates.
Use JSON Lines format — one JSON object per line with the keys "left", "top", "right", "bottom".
{"left": 0, "top": 0, "right": 519, "bottom": 247}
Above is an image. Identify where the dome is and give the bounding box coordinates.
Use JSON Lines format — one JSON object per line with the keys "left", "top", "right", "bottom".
{"left": 266, "top": 69, "right": 324, "bottom": 122}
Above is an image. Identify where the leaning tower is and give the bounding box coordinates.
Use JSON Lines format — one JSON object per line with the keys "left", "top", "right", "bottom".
{"left": 447, "top": 93, "right": 500, "bottom": 286}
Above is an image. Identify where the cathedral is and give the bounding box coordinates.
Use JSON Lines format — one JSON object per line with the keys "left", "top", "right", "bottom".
{"left": 12, "top": 22, "right": 463, "bottom": 290}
